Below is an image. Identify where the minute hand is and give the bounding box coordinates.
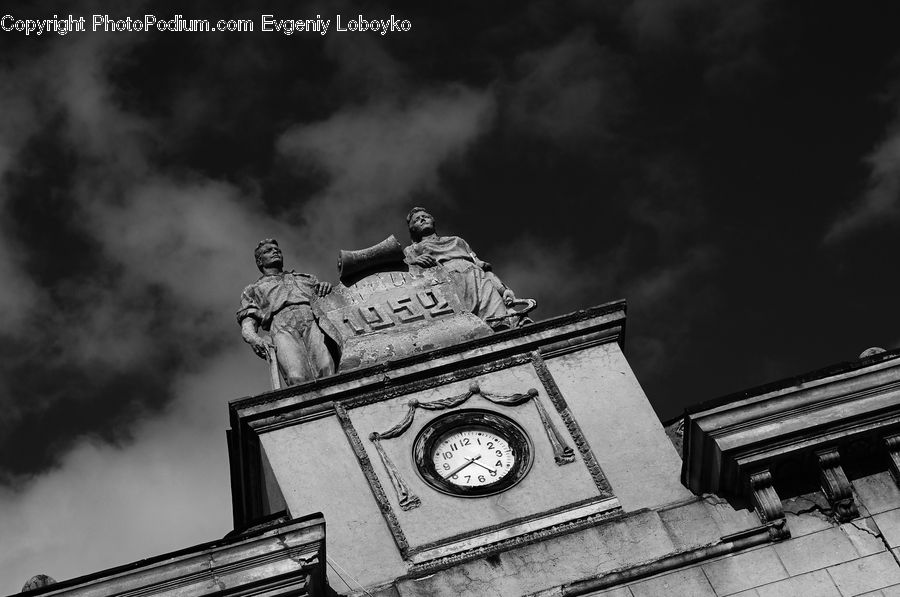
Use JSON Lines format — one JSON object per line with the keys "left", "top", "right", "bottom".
{"left": 443, "top": 455, "right": 481, "bottom": 479}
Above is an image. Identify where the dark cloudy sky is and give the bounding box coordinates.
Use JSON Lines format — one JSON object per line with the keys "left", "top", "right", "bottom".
{"left": 1, "top": 0, "right": 899, "bottom": 591}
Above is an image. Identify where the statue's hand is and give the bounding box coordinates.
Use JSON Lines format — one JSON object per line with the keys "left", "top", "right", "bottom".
{"left": 316, "top": 281, "right": 332, "bottom": 297}
{"left": 502, "top": 289, "right": 516, "bottom": 307}
{"left": 413, "top": 254, "right": 438, "bottom": 268}
{"left": 249, "top": 336, "right": 275, "bottom": 360}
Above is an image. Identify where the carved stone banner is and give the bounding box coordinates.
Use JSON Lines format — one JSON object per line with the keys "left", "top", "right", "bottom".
{"left": 314, "top": 266, "right": 492, "bottom": 372}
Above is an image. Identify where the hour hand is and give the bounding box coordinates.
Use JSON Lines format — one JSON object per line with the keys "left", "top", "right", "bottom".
{"left": 443, "top": 455, "right": 481, "bottom": 479}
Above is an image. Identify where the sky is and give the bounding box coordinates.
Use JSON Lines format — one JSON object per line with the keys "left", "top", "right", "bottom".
{"left": 1, "top": 0, "right": 899, "bottom": 592}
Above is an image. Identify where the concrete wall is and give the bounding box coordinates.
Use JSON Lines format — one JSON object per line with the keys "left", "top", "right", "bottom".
{"left": 257, "top": 337, "right": 703, "bottom": 593}
{"left": 587, "top": 472, "right": 900, "bottom": 597}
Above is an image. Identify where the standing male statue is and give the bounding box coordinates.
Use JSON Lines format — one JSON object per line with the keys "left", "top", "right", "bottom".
{"left": 404, "top": 207, "right": 526, "bottom": 330}
{"left": 237, "top": 239, "right": 336, "bottom": 386}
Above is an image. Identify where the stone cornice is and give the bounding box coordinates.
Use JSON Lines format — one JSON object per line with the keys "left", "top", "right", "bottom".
{"left": 682, "top": 352, "right": 900, "bottom": 501}
{"left": 20, "top": 513, "right": 327, "bottom": 597}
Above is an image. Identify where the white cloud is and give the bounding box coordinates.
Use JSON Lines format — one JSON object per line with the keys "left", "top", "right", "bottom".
{"left": 0, "top": 347, "right": 264, "bottom": 592}
{"left": 278, "top": 85, "right": 496, "bottom": 267}
{"left": 825, "top": 122, "right": 900, "bottom": 242}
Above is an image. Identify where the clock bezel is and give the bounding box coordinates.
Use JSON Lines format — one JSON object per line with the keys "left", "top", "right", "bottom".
{"left": 412, "top": 409, "right": 533, "bottom": 497}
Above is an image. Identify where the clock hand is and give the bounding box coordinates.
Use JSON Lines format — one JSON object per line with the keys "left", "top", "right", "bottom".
{"left": 442, "top": 455, "right": 481, "bottom": 479}
{"left": 469, "top": 459, "right": 496, "bottom": 474}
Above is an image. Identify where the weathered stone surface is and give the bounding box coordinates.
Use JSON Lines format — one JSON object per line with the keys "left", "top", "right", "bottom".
{"left": 546, "top": 343, "right": 694, "bottom": 511}
{"left": 628, "top": 567, "right": 715, "bottom": 597}
{"left": 855, "top": 473, "right": 900, "bottom": 515}
{"left": 827, "top": 552, "right": 900, "bottom": 596}
{"left": 591, "top": 587, "right": 633, "bottom": 597}
{"left": 260, "top": 417, "right": 408, "bottom": 590}
{"left": 842, "top": 517, "right": 888, "bottom": 556}
{"left": 658, "top": 498, "right": 756, "bottom": 551}
{"left": 782, "top": 493, "right": 834, "bottom": 538}
{"left": 316, "top": 266, "right": 492, "bottom": 371}
{"left": 754, "top": 569, "right": 840, "bottom": 597}
{"left": 874, "top": 509, "right": 900, "bottom": 549}
{"left": 701, "top": 546, "right": 788, "bottom": 595}
{"left": 773, "top": 526, "right": 859, "bottom": 575}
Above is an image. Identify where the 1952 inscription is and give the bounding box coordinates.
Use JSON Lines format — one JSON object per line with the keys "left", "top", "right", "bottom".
{"left": 342, "top": 289, "right": 455, "bottom": 335}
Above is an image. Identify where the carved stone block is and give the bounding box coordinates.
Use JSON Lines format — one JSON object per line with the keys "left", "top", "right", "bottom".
{"left": 749, "top": 469, "right": 790, "bottom": 540}
{"left": 815, "top": 448, "right": 859, "bottom": 522}
{"left": 886, "top": 434, "right": 900, "bottom": 488}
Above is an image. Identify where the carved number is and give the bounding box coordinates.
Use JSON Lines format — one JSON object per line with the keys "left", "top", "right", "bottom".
{"left": 360, "top": 305, "right": 395, "bottom": 330}
{"left": 343, "top": 314, "right": 366, "bottom": 335}
{"left": 417, "top": 290, "right": 454, "bottom": 317}
{"left": 389, "top": 296, "right": 425, "bottom": 323}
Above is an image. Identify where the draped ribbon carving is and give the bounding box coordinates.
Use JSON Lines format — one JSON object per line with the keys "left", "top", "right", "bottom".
{"left": 369, "top": 382, "right": 574, "bottom": 509}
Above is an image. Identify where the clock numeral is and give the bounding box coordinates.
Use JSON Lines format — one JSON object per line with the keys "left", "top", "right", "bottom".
{"left": 489, "top": 469, "right": 497, "bottom": 477}
{"left": 478, "top": 475, "right": 485, "bottom": 483}
{"left": 487, "top": 442, "right": 494, "bottom": 449}
{"left": 451, "top": 442, "right": 459, "bottom": 451}
{"left": 495, "top": 450, "right": 503, "bottom": 457}
{"left": 461, "top": 438, "right": 470, "bottom": 446}
{"left": 442, "top": 463, "right": 450, "bottom": 470}
{"left": 443, "top": 451, "right": 452, "bottom": 460}
{"left": 495, "top": 460, "right": 503, "bottom": 467}
{"left": 464, "top": 475, "right": 471, "bottom": 483}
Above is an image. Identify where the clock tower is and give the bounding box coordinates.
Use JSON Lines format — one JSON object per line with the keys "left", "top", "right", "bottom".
{"left": 226, "top": 241, "right": 691, "bottom": 595}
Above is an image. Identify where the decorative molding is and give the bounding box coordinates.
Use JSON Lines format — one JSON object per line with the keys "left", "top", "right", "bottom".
{"left": 344, "top": 353, "right": 532, "bottom": 410}
{"left": 370, "top": 437, "right": 421, "bottom": 510}
{"left": 371, "top": 383, "right": 537, "bottom": 441}
{"left": 369, "top": 382, "right": 571, "bottom": 507}
{"left": 333, "top": 402, "right": 410, "bottom": 554}
{"left": 531, "top": 351, "right": 614, "bottom": 496}
{"left": 232, "top": 300, "right": 627, "bottom": 412}
{"left": 748, "top": 469, "right": 790, "bottom": 540}
{"left": 406, "top": 501, "right": 624, "bottom": 577}
{"left": 815, "top": 448, "right": 859, "bottom": 522}
{"left": 886, "top": 434, "right": 900, "bottom": 488}
{"left": 532, "top": 397, "right": 575, "bottom": 465}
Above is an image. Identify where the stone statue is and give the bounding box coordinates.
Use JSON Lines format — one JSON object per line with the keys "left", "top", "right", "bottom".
{"left": 403, "top": 207, "right": 531, "bottom": 330}
{"left": 237, "top": 239, "right": 336, "bottom": 386}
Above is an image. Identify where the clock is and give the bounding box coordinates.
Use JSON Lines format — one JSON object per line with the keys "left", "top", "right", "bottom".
{"left": 412, "top": 409, "right": 533, "bottom": 497}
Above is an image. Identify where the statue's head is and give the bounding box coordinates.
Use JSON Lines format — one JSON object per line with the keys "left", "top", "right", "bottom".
{"left": 407, "top": 207, "right": 435, "bottom": 241}
{"left": 254, "top": 238, "right": 283, "bottom": 272}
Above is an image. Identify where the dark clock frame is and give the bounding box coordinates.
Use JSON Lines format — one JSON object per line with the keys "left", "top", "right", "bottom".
{"left": 412, "top": 409, "right": 534, "bottom": 497}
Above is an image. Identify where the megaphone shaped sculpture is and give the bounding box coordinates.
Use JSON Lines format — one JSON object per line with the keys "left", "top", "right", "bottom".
{"left": 338, "top": 235, "right": 405, "bottom": 281}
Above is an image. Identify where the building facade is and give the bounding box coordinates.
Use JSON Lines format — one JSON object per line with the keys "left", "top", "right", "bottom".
{"left": 15, "top": 259, "right": 900, "bottom": 596}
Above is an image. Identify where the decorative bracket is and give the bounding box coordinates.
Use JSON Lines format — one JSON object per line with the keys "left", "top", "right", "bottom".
{"left": 748, "top": 469, "right": 790, "bottom": 540}
{"left": 885, "top": 434, "right": 900, "bottom": 488}
{"left": 369, "top": 382, "right": 575, "bottom": 509}
{"left": 815, "top": 448, "right": 859, "bottom": 522}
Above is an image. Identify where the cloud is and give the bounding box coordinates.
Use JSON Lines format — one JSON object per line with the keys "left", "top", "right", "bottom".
{"left": 0, "top": 13, "right": 500, "bottom": 590}
{"left": 494, "top": 236, "right": 626, "bottom": 318}
{"left": 824, "top": 118, "right": 900, "bottom": 242}
{"left": 508, "top": 28, "right": 630, "bottom": 146}
{"left": 0, "top": 347, "right": 262, "bottom": 592}
{"left": 278, "top": 85, "right": 496, "bottom": 264}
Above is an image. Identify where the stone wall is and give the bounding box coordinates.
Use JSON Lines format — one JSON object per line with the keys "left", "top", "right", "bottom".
{"left": 588, "top": 472, "right": 900, "bottom": 597}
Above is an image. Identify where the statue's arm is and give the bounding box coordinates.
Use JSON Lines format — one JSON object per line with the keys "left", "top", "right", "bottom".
{"left": 241, "top": 317, "right": 273, "bottom": 360}
{"left": 404, "top": 244, "right": 436, "bottom": 268}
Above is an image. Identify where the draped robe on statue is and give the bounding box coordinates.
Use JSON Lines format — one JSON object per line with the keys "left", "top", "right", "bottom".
{"left": 404, "top": 235, "right": 509, "bottom": 329}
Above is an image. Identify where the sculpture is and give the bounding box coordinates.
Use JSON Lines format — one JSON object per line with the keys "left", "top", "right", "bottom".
{"left": 237, "top": 239, "right": 336, "bottom": 387}
{"left": 403, "top": 207, "right": 532, "bottom": 330}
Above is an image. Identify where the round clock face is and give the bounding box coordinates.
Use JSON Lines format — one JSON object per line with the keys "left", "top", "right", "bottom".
{"left": 413, "top": 410, "right": 533, "bottom": 497}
